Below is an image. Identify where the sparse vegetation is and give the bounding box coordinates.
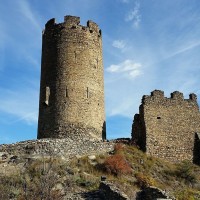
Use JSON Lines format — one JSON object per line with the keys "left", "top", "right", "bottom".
{"left": 0, "top": 143, "right": 200, "bottom": 199}
{"left": 175, "top": 160, "right": 197, "bottom": 185}
{"left": 135, "top": 172, "right": 156, "bottom": 188}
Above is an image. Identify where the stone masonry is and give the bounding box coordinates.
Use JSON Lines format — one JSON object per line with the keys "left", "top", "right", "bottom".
{"left": 132, "top": 90, "right": 200, "bottom": 163}
{"left": 0, "top": 138, "right": 114, "bottom": 162}
{"left": 38, "top": 16, "right": 105, "bottom": 140}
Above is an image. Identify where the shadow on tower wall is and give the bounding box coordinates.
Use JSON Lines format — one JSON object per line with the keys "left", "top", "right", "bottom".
{"left": 102, "top": 121, "right": 106, "bottom": 141}
{"left": 193, "top": 133, "right": 200, "bottom": 165}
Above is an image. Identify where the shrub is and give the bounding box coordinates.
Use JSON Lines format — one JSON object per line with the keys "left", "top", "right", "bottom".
{"left": 135, "top": 172, "right": 156, "bottom": 188}
{"left": 175, "top": 189, "right": 198, "bottom": 200}
{"left": 175, "top": 161, "right": 197, "bottom": 185}
{"left": 18, "top": 157, "right": 64, "bottom": 200}
{"left": 0, "top": 174, "right": 22, "bottom": 199}
{"left": 101, "top": 154, "right": 132, "bottom": 176}
{"left": 114, "top": 143, "right": 124, "bottom": 153}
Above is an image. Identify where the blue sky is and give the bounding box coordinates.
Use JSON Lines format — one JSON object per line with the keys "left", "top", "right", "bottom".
{"left": 1, "top": 0, "right": 200, "bottom": 144}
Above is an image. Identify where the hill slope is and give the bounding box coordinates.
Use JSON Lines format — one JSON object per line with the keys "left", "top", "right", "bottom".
{"left": 0, "top": 142, "right": 200, "bottom": 199}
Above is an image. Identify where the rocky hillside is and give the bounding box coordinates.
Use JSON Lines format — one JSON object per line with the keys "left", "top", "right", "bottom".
{"left": 0, "top": 140, "right": 200, "bottom": 200}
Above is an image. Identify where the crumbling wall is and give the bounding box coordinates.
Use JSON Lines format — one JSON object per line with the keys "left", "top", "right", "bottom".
{"left": 132, "top": 90, "right": 200, "bottom": 163}
{"left": 0, "top": 138, "right": 114, "bottom": 162}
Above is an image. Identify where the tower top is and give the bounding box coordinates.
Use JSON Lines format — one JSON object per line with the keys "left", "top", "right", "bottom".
{"left": 44, "top": 15, "right": 101, "bottom": 37}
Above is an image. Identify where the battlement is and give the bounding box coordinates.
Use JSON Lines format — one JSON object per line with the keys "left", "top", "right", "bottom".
{"left": 189, "top": 93, "right": 197, "bottom": 101}
{"left": 151, "top": 90, "right": 164, "bottom": 98}
{"left": 170, "top": 91, "right": 184, "bottom": 100}
{"left": 64, "top": 15, "right": 80, "bottom": 26}
{"left": 45, "top": 18, "right": 56, "bottom": 27}
{"left": 142, "top": 89, "right": 197, "bottom": 104}
{"left": 44, "top": 15, "right": 101, "bottom": 36}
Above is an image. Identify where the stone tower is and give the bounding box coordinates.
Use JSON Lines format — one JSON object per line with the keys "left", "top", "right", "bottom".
{"left": 37, "top": 16, "right": 106, "bottom": 140}
{"left": 132, "top": 90, "right": 200, "bottom": 163}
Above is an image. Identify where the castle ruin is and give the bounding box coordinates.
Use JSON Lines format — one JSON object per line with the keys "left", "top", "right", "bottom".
{"left": 132, "top": 90, "right": 200, "bottom": 164}
{"left": 37, "top": 16, "right": 106, "bottom": 140}
{"left": 37, "top": 15, "right": 200, "bottom": 164}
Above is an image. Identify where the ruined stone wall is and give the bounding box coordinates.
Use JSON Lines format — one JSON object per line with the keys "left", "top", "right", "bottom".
{"left": 38, "top": 16, "right": 105, "bottom": 140}
{"left": 132, "top": 90, "right": 200, "bottom": 163}
{"left": 0, "top": 138, "right": 114, "bottom": 162}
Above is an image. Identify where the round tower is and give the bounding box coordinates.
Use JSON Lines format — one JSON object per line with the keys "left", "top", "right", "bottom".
{"left": 37, "top": 16, "right": 106, "bottom": 140}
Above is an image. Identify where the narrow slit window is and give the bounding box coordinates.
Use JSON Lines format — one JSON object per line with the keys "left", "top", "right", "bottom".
{"left": 74, "top": 51, "right": 77, "bottom": 63}
{"left": 96, "top": 58, "right": 99, "bottom": 69}
{"left": 157, "top": 117, "right": 161, "bottom": 119}
{"left": 45, "top": 86, "right": 50, "bottom": 105}
{"left": 65, "top": 87, "right": 68, "bottom": 97}
{"left": 87, "top": 87, "right": 89, "bottom": 98}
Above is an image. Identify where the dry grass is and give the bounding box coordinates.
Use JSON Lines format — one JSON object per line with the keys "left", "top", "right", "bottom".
{"left": 0, "top": 143, "right": 200, "bottom": 200}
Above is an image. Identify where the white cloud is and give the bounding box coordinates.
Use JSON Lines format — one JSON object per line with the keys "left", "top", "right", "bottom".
{"left": 112, "top": 40, "right": 126, "bottom": 49}
{"left": 106, "top": 59, "right": 143, "bottom": 79}
{"left": 125, "top": 1, "right": 141, "bottom": 28}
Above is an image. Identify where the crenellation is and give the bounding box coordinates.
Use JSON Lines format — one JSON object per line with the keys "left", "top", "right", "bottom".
{"left": 43, "top": 16, "right": 101, "bottom": 39}
{"left": 189, "top": 93, "right": 197, "bottom": 101}
{"left": 170, "top": 91, "right": 184, "bottom": 100}
{"left": 64, "top": 15, "right": 80, "bottom": 26}
{"left": 45, "top": 18, "right": 56, "bottom": 28}
{"left": 142, "top": 95, "right": 148, "bottom": 103}
{"left": 87, "top": 20, "right": 100, "bottom": 33}
{"left": 141, "top": 90, "right": 199, "bottom": 108}
{"left": 151, "top": 89, "right": 164, "bottom": 98}
{"left": 99, "top": 29, "right": 102, "bottom": 36}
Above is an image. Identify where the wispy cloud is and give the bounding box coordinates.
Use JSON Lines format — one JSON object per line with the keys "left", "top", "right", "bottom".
{"left": 0, "top": 23, "right": 7, "bottom": 46}
{"left": 125, "top": 1, "right": 141, "bottom": 28}
{"left": 0, "top": 19, "right": 8, "bottom": 71}
{"left": 0, "top": 1, "right": 42, "bottom": 71}
{"left": 120, "top": 0, "right": 130, "bottom": 3}
{"left": 0, "top": 88, "right": 39, "bottom": 125}
{"left": 17, "top": 0, "right": 41, "bottom": 32}
{"left": 106, "top": 59, "right": 143, "bottom": 79}
{"left": 112, "top": 40, "right": 126, "bottom": 49}
{"left": 165, "top": 41, "right": 200, "bottom": 60}
{"left": 24, "top": 54, "right": 40, "bottom": 69}
{"left": 108, "top": 98, "right": 134, "bottom": 116}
